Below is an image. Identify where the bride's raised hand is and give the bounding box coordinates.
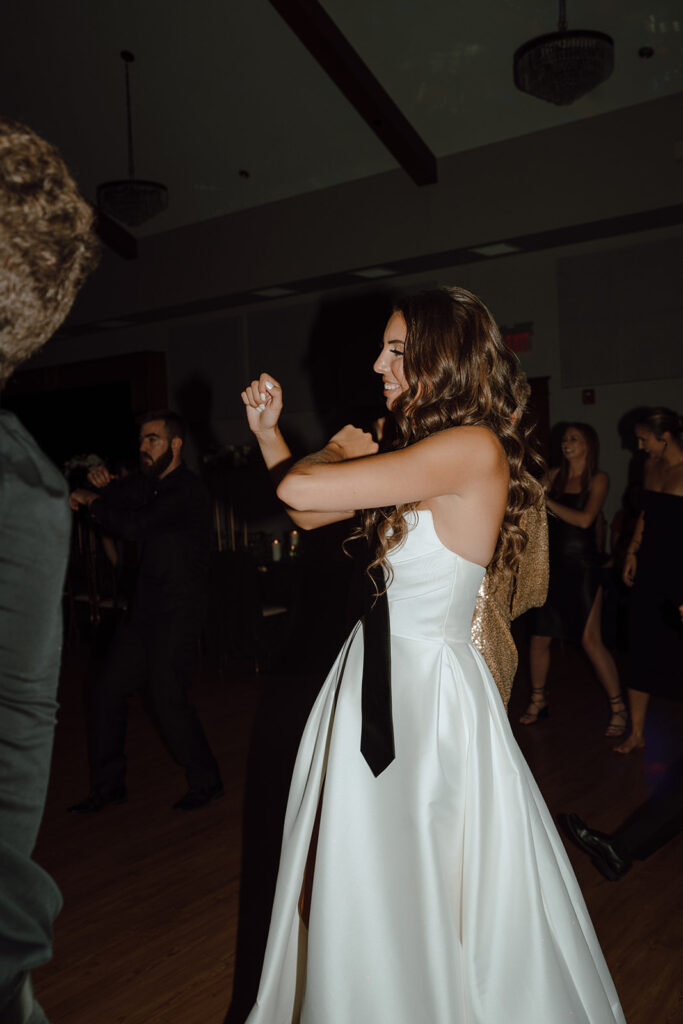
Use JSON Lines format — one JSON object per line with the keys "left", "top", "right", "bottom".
{"left": 327, "top": 424, "right": 379, "bottom": 461}
{"left": 241, "top": 373, "right": 283, "bottom": 435}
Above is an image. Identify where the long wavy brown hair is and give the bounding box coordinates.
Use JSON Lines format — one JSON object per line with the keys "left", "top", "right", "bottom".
{"left": 356, "top": 286, "right": 544, "bottom": 586}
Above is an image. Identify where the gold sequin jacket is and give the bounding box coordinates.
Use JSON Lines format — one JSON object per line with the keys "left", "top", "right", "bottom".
{"left": 471, "top": 503, "right": 549, "bottom": 710}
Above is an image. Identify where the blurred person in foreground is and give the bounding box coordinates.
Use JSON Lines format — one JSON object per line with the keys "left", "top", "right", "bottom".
{"left": 0, "top": 116, "right": 98, "bottom": 1024}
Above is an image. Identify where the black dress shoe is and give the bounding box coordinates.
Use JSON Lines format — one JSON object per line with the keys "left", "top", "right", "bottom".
{"left": 561, "top": 813, "right": 632, "bottom": 881}
{"left": 68, "top": 788, "right": 127, "bottom": 814}
{"left": 173, "top": 784, "right": 224, "bottom": 811}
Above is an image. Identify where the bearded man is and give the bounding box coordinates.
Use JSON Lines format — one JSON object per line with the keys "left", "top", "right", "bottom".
{"left": 69, "top": 410, "right": 223, "bottom": 813}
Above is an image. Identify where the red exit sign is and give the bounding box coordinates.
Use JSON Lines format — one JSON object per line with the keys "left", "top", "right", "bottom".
{"left": 501, "top": 322, "right": 533, "bottom": 353}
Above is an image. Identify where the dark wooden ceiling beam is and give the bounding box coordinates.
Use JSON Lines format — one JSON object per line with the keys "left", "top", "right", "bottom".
{"left": 95, "top": 211, "right": 138, "bottom": 260}
{"left": 268, "top": 0, "right": 437, "bottom": 186}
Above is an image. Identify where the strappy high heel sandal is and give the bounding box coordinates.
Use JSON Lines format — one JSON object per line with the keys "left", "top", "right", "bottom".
{"left": 605, "top": 695, "right": 628, "bottom": 738}
{"left": 519, "top": 687, "right": 549, "bottom": 725}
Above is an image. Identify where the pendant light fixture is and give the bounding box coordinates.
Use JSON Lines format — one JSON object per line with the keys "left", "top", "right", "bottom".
{"left": 97, "top": 50, "right": 168, "bottom": 226}
{"left": 513, "top": 0, "right": 614, "bottom": 106}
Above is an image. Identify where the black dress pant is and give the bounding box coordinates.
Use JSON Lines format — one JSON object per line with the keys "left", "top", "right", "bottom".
{"left": 88, "top": 614, "right": 221, "bottom": 796}
{"left": 615, "top": 756, "right": 683, "bottom": 861}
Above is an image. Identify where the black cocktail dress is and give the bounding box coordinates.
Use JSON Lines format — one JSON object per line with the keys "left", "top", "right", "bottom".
{"left": 627, "top": 490, "right": 683, "bottom": 699}
{"left": 533, "top": 491, "right": 601, "bottom": 642}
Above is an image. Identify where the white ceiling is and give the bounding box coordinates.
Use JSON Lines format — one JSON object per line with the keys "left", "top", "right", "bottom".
{"left": 2, "top": 1, "right": 682, "bottom": 236}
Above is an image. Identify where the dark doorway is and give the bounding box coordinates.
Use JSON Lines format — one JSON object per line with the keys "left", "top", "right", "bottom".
{"left": 3, "top": 381, "right": 136, "bottom": 468}
{"left": 1, "top": 350, "right": 167, "bottom": 471}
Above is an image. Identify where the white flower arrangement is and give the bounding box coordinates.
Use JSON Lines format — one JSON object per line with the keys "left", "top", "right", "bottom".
{"left": 202, "top": 444, "right": 253, "bottom": 469}
{"left": 63, "top": 453, "right": 105, "bottom": 475}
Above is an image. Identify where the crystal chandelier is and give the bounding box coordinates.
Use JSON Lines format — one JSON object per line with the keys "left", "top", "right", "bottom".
{"left": 97, "top": 51, "right": 168, "bottom": 227}
{"left": 513, "top": 0, "right": 614, "bottom": 106}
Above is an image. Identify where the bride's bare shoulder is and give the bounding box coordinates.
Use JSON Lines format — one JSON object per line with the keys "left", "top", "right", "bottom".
{"left": 427, "top": 424, "right": 506, "bottom": 463}
{"left": 415, "top": 427, "right": 508, "bottom": 497}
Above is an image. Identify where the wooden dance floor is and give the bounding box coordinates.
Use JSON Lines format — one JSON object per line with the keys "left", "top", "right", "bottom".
{"left": 34, "top": 639, "right": 682, "bottom": 1023}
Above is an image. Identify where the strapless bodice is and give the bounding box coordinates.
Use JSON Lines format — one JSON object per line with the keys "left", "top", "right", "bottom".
{"left": 385, "top": 510, "right": 485, "bottom": 644}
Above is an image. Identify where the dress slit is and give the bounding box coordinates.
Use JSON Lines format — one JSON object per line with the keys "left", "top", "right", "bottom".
{"left": 298, "top": 781, "right": 324, "bottom": 927}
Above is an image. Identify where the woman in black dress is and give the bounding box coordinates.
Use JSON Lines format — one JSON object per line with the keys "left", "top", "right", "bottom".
{"left": 616, "top": 407, "right": 683, "bottom": 753}
{"left": 521, "top": 423, "right": 626, "bottom": 735}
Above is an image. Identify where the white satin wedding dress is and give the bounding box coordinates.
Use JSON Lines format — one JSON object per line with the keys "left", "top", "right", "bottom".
{"left": 246, "top": 511, "right": 625, "bottom": 1024}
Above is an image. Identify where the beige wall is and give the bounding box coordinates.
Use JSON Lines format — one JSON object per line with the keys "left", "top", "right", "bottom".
{"left": 68, "top": 93, "right": 683, "bottom": 324}
{"left": 24, "top": 93, "right": 683, "bottom": 530}
{"left": 33, "top": 222, "right": 683, "bottom": 526}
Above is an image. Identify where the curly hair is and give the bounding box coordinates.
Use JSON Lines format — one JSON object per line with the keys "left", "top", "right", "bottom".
{"left": 550, "top": 422, "right": 600, "bottom": 499}
{"left": 0, "top": 116, "right": 99, "bottom": 386}
{"left": 357, "top": 286, "right": 545, "bottom": 587}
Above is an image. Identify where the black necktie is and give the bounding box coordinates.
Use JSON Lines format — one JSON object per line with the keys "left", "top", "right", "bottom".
{"left": 359, "top": 534, "right": 395, "bottom": 777}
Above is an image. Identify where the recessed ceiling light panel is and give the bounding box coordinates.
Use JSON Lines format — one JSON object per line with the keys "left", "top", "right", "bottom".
{"left": 469, "top": 243, "right": 521, "bottom": 257}
{"left": 252, "top": 286, "right": 297, "bottom": 298}
{"left": 350, "top": 267, "right": 396, "bottom": 279}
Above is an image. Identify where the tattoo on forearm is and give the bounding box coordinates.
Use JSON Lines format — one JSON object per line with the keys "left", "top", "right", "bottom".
{"left": 295, "top": 445, "right": 342, "bottom": 468}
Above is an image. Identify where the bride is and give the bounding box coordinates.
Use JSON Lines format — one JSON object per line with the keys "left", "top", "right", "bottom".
{"left": 241, "top": 287, "right": 625, "bottom": 1024}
